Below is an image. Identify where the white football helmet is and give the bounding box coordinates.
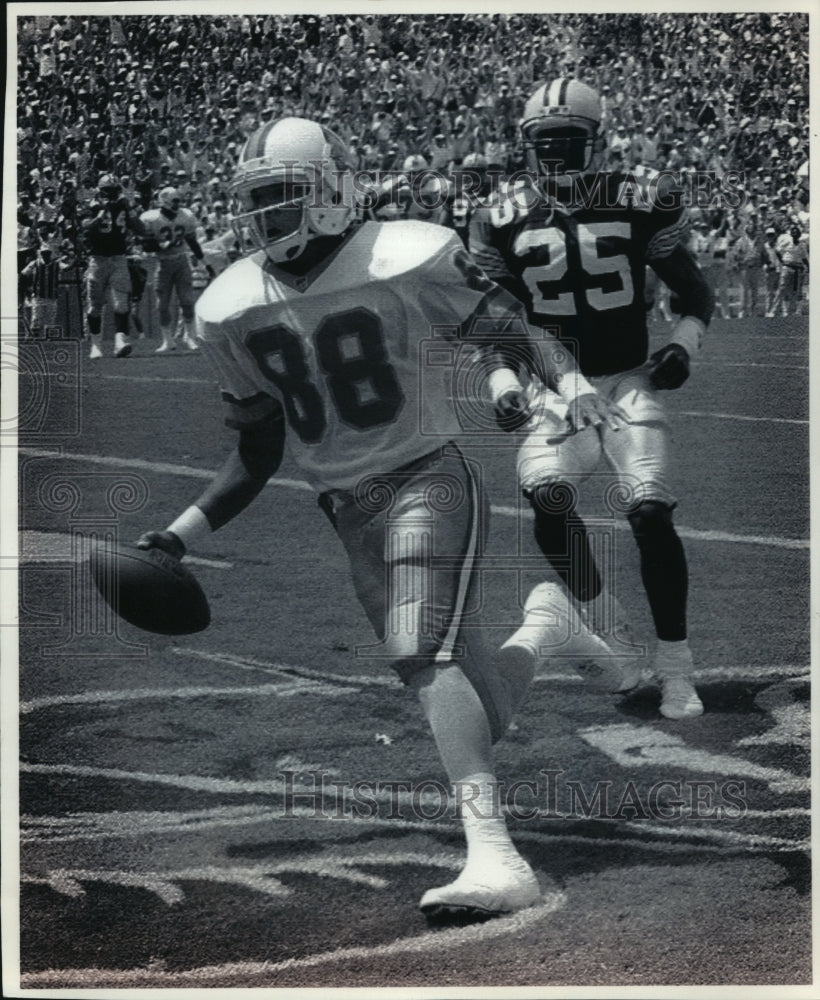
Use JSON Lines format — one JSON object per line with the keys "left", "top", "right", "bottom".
{"left": 521, "top": 78, "right": 604, "bottom": 188}
{"left": 402, "top": 154, "right": 428, "bottom": 175}
{"left": 158, "top": 187, "right": 181, "bottom": 212}
{"left": 230, "top": 116, "right": 358, "bottom": 263}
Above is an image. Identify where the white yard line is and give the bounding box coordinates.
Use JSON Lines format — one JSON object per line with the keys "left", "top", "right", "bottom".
{"left": 19, "top": 448, "right": 810, "bottom": 551}
{"left": 18, "top": 530, "right": 232, "bottom": 570}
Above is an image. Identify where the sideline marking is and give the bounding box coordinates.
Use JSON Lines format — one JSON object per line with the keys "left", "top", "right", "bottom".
{"left": 19, "top": 894, "right": 565, "bottom": 990}
{"left": 20, "top": 801, "right": 809, "bottom": 845}
{"left": 19, "top": 679, "right": 355, "bottom": 715}
{"left": 676, "top": 410, "right": 807, "bottom": 426}
{"left": 87, "top": 372, "right": 811, "bottom": 423}
{"left": 19, "top": 763, "right": 808, "bottom": 855}
{"left": 173, "top": 646, "right": 396, "bottom": 687}
{"left": 692, "top": 360, "right": 808, "bottom": 371}
{"left": 579, "top": 722, "right": 808, "bottom": 795}
{"left": 17, "top": 650, "right": 809, "bottom": 716}
{"left": 94, "top": 373, "right": 211, "bottom": 386}
{"left": 20, "top": 448, "right": 810, "bottom": 551}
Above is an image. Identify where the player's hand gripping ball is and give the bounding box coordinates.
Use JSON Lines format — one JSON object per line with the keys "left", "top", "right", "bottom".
{"left": 89, "top": 535, "right": 210, "bottom": 635}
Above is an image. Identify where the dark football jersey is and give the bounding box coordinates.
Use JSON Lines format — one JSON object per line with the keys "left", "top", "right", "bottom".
{"left": 82, "top": 197, "right": 142, "bottom": 257}
{"left": 470, "top": 169, "right": 688, "bottom": 376}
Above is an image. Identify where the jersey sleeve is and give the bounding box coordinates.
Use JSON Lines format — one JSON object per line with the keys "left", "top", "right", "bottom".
{"left": 468, "top": 201, "right": 511, "bottom": 280}
{"left": 421, "top": 231, "right": 528, "bottom": 340}
{"left": 419, "top": 231, "right": 544, "bottom": 382}
{"left": 196, "top": 321, "right": 282, "bottom": 431}
{"left": 645, "top": 171, "right": 689, "bottom": 261}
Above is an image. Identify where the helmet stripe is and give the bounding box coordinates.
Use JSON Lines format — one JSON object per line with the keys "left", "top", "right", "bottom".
{"left": 558, "top": 77, "right": 570, "bottom": 106}
{"left": 547, "top": 78, "right": 570, "bottom": 107}
{"left": 247, "top": 120, "right": 277, "bottom": 161}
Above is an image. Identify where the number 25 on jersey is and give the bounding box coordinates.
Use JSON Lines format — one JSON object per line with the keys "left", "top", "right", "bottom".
{"left": 515, "top": 222, "right": 635, "bottom": 316}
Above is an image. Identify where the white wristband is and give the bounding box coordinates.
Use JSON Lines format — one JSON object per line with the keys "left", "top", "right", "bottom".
{"left": 488, "top": 367, "right": 524, "bottom": 404}
{"left": 670, "top": 316, "right": 706, "bottom": 358}
{"left": 555, "top": 370, "right": 595, "bottom": 405}
{"left": 166, "top": 505, "right": 211, "bottom": 552}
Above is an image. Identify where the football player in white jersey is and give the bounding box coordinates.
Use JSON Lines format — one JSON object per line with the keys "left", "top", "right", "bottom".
{"left": 470, "top": 79, "right": 716, "bottom": 720}
{"left": 140, "top": 187, "right": 215, "bottom": 353}
{"left": 136, "top": 116, "right": 628, "bottom": 922}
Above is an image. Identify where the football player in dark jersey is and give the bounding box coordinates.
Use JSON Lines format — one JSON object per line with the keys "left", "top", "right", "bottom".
{"left": 470, "top": 78, "right": 715, "bottom": 720}
{"left": 438, "top": 153, "right": 495, "bottom": 249}
{"left": 81, "top": 174, "right": 146, "bottom": 358}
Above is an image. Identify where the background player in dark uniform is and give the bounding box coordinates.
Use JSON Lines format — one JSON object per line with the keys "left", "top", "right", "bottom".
{"left": 470, "top": 78, "right": 715, "bottom": 721}
{"left": 81, "top": 173, "right": 146, "bottom": 359}
{"left": 437, "top": 153, "right": 494, "bottom": 249}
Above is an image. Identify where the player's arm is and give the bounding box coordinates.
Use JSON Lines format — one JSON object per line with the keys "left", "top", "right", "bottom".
{"left": 185, "top": 233, "right": 216, "bottom": 279}
{"left": 137, "top": 407, "right": 286, "bottom": 559}
{"left": 448, "top": 245, "right": 628, "bottom": 433}
{"left": 647, "top": 243, "right": 715, "bottom": 390}
{"left": 641, "top": 170, "right": 715, "bottom": 390}
{"left": 140, "top": 216, "right": 163, "bottom": 253}
{"left": 125, "top": 202, "right": 147, "bottom": 238}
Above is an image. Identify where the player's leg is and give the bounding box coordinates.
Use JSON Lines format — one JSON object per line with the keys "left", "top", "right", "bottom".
{"left": 518, "top": 392, "right": 604, "bottom": 604}
{"left": 175, "top": 263, "right": 200, "bottom": 351}
{"left": 767, "top": 269, "right": 786, "bottom": 318}
{"left": 501, "top": 579, "right": 641, "bottom": 695}
{"left": 109, "top": 257, "right": 133, "bottom": 358}
{"left": 602, "top": 375, "right": 703, "bottom": 719}
{"left": 326, "top": 447, "right": 539, "bottom": 918}
{"left": 85, "top": 256, "right": 107, "bottom": 358}
{"left": 516, "top": 390, "right": 638, "bottom": 667}
{"left": 128, "top": 259, "right": 147, "bottom": 337}
{"left": 154, "top": 263, "right": 176, "bottom": 353}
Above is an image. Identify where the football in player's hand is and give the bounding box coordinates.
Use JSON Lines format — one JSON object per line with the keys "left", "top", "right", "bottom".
{"left": 89, "top": 542, "right": 210, "bottom": 635}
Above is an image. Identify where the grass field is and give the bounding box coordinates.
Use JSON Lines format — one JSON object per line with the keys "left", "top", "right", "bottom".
{"left": 8, "top": 313, "right": 811, "bottom": 991}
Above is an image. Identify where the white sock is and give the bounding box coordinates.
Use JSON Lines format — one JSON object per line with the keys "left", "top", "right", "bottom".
{"left": 655, "top": 638, "right": 693, "bottom": 677}
{"left": 454, "top": 772, "right": 529, "bottom": 876}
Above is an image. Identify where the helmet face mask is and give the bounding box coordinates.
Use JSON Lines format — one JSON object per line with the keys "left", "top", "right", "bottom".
{"left": 98, "top": 173, "right": 121, "bottom": 201}
{"left": 523, "top": 124, "right": 597, "bottom": 176}
{"left": 520, "top": 79, "right": 604, "bottom": 192}
{"left": 158, "top": 186, "right": 182, "bottom": 213}
{"left": 230, "top": 117, "right": 357, "bottom": 264}
{"left": 234, "top": 178, "right": 312, "bottom": 252}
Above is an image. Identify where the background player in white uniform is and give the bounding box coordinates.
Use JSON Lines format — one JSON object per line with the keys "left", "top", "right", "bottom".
{"left": 140, "top": 187, "right": 215, "bottom": 353}
{"left": 470, "top": 79, "right": 715, "bottom": 721}
{"left": 136, "top": 116, "right": 627, "bottom": 922}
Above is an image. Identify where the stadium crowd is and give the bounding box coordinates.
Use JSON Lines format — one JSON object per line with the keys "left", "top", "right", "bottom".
{"left": 17, "top": 12, "right": 809, "bottom": 338}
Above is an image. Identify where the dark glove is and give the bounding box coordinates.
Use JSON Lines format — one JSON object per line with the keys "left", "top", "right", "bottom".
{"left": 647, "top": 343, "right": 690, "bottom": 390}
{"left": 136, "top": 530, "right": 186, "bottom": 560}
{"left": 494, "top": 388, "right": 532, "bottom": 431}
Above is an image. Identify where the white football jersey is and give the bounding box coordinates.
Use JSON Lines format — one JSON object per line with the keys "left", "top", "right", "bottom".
{"left": 196, "top": 220, "right": 525, "bottom": 490}
{"left": 140, "top": 207, "right": 198, "bottom": 260}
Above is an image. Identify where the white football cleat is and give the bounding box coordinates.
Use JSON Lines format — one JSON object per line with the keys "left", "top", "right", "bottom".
{"left": 155, "top": 341, "right": 176, "bottom": 354}
{"left": 114, "top": 332, "right": 132, "bottom": 358}
{"left": 519, "top": 582, "right": 642, "bottom": 694}
{"left": 660, "top": 676, "right": 704, "bottom": 720}
{"left": 182, "top": 335, "right": 200, "bottom": 351}
{"left": 419, "top": 859, "right": 540, "bottom": 922}
{"left": 578, "top": 589, "right": 643, "bottom": 693}
{"left": 574, "top": 655, "right": 642, "bottom": 694}
{"left": 88, "top": 342, "right": 103, "bottom": 360}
